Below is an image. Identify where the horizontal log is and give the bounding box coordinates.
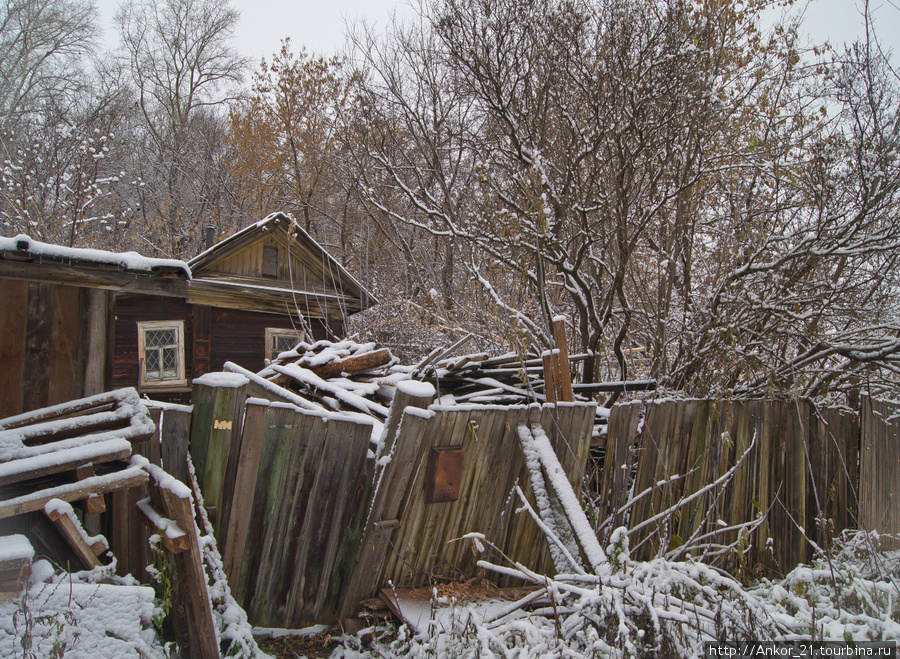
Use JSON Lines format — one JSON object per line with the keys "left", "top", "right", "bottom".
{"left": 572, "top": 380, "right": 657, "bottom": 393}
{"left": 309, "top": 348, "right": 393, "bottom": 380}
{"left": 0, "top": 439, "right": 132, "bottom": 487}
{"left": 0, "top": 466, "right": 149, "bottom": 519}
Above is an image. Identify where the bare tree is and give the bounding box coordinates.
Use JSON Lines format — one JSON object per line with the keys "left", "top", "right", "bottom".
{"left": 116, "top": 0, "right": 248, "bottom": 255}
{"left": 0, "top": 0, "right": 98, "bottom": 131}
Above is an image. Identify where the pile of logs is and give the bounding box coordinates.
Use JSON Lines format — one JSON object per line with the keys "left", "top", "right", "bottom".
{"left": 221, "top": 320, "right": 654, "bottom": 441}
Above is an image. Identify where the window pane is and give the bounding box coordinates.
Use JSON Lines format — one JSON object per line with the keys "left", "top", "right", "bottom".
{"left": 274, "top": 335, "right": 299, "bottom": 353}
{"left": 145, "top": 328, "right": 176, "bottom": 348}
{"left": 162, "top": 346, "right": 177, "bottom": 374}
{"left": 145, "top": 349, "right": 161, "bottom": 378}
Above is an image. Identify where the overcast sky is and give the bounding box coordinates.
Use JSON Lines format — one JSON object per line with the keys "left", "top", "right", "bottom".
{"left": 93, "top": 0, "right": 899, "bottom": 69}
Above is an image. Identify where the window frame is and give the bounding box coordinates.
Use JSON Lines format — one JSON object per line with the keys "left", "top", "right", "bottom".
{"left": 265, "top": 327, "right": 304, "bottom": 362}
{"left": 137, "top": 320, "right": 187, "bottom": 389}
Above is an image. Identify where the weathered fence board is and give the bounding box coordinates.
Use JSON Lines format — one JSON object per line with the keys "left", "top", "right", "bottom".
{"left": 860, "top": 397, "right": 899, "bottom": 549}
{"left": 345, "top": 401, "right": 596, "bottom": 618}
{"left": 600, "top": 399, "right": 860, "bottom": 573}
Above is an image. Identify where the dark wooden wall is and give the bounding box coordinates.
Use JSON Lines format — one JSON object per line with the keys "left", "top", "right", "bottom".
{"left": 0, "top": 279, "right": 112, "bottom": 418}
{"left": 113, "top": 294, "right": 340, "bottom": 399}
{"left": 113, "top": 295, "right": 194, "bottom": 396}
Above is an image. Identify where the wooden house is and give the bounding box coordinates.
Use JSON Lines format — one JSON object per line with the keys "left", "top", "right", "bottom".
{"left": 0, "top": 235, "right": 189, "bottom": 417}
{"left": 112, "top": 213, "right": 377, "bottom": 399}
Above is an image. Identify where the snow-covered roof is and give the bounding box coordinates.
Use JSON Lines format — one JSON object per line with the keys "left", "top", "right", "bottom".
{"left": 0, "top": 234, "right": 191, "bottom": 278}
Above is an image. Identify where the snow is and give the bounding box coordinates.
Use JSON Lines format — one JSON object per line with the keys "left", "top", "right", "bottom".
{"left": 0, "top": 578, "right": 164, "bottom": 658}
{"left": 132, "top": 454, "right": 191, "bottom": 499}
{"left": 0, "top": 234, "right": 191, "bottom": 278}
{"left": 136, "top": 498, "right": 186, "bottom": 541}
{"left": 396, "top": 380, "right": 436, "bottom": 399}
{"left": 0, "top": 534, "right": 34, "bottom": 563}
{"left": 193, "top": 372, "right": 249, "bottom": 388}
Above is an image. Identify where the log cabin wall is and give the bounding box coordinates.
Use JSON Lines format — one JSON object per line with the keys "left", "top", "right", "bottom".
{"left": 0, "top": 279, "right": 113, "bottom": 417}
{"left": 207, "top": 307, "right": 335, "bottom": 375}
{"left": 112, "top": 295, "right": 194, "bottom": 402}
{"left": 113, "top": 294, "right": 340, "bottom": 401}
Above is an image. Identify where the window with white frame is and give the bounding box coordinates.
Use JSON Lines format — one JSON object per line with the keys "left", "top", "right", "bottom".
{"left": 138, "top": 320, "right": 186, "bottom": 388}
{"left": 266, "top": 328, "right": 304, "bottom": 362}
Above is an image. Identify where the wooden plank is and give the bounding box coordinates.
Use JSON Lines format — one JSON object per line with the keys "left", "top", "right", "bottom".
{"left": 45, "top": 506, "right": 102, "bottom": 569}
{"left": 192, "top": 304, "right": 212, "bottom": 378}
{"left": 159, "top": 407, "right": 192, "bottom": 485}
{"left": 137, "top": 496, "right": 189, "bottom": 554}
{"left": 0, "top": 440, "right": 131, "bottom": 487}
{"left": 235, "top": 404, "right": 295, "bottom": 606}
{"left": 551, "top": 318, "right": 573, "bottom": 402}
{"left": 0, "top": 466, "right": 148, "bottom": 519}
{"left": 23, "top": 282, "right": 52, "bottom": 413}
{"left": 860, "top": 397, "right": 900, "bottom": 549}
{"left": 49, "top": 286, "right": 80, "bottom": 406}
{"left": 290, "top": 417, "right": 372, "bottom": 624}
{"left": 222, "top": 399, "right": 269, "bottom": 590}
{"left": 0, "top": 279, "right": 28, "bottom": 418}
{"left": 340, "top": 410, "right": 434, "bottom": 620}
{"left": 167, "top": 468, "right": 221, "bottom": 659}
{"left": 252, "top": 410, "right": 326, "bottom": 626}
{"left": 542, "top": 352, "right": 557, "bottom": 404}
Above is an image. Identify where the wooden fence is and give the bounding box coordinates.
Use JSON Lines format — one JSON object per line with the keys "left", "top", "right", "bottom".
{"left": 597, "top": 399, "right": 859, "bottom": 572}
{"left": 342, "top": 398, "right": 596, "bottom": 618}
{"left": 860, "top": 397, "right": 900, "bottom": 549}
{"left": 178, "top": 376, "right": 596, "bottom": 628}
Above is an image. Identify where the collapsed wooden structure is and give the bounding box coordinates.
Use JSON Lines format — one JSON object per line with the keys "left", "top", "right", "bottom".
{"left": 0, "top": 389, "right": 219, "bottom": 656}
{"left": 183, "top": 366, "right": 597, "bottom": 628}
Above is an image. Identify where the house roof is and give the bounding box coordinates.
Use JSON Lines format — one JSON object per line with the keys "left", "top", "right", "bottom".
{"left": 185, "top": 212, "right": 377, "bottom": 318}
{"left": 0, "top": 234, "right": 190, "bottom": 296}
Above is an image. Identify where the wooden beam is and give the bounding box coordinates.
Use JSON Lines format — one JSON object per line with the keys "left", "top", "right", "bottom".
{"left": 542, "top": 352, "right": 557, "bottom": 405}
{"left": 572, "top": 380, "right": 657, "bottom": 393}
{"left": 0, "top": 466, "right": 149, "bottom": 519}
{"left": 0, "top": 439, "right": 131, "bottom": 487}
{"left": 222, "top": 399, "right": 269, "bottom": 590}
{"left": 44, "top": 505, "right": 103, "bottom": 569}
{"left": 0, "top": 260, "right": 189, "bottom": 298}
{"left": 0, "top": 279, "right": 27, "bottom": 418}
{"left": 308, "top": 348, "right": 392, "bottom": 380}
{"left": 552, "top": 318, "right": 573, "bottom": 402}
{"left": 136, "top": 497, "right": 189, "bottom": 554}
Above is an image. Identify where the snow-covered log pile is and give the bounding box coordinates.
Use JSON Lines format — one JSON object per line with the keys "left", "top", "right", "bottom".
{"left": 225, "top": 337, "right": 635, "bottom": 435}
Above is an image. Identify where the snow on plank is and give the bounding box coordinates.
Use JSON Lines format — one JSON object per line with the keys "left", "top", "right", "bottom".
{"left": 0, "top": 460, "right": 149, "bottom": 519}
{"left": 0, "top": 438, "right": 132, "bottom": 486}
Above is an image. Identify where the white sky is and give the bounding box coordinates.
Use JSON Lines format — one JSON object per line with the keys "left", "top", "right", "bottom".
{"left": 92, "top": 0, "right": 899, "bottom": 69}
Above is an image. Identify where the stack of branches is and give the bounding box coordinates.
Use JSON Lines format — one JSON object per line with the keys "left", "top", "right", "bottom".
{"left": 225, "top": 337, "right": 646, "bottom": 426}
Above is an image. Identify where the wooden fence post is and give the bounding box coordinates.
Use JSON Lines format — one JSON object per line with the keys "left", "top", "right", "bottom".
{"left": 222, "top": 398, "right": 270, "bottom": 590}
{"left": 188, "top": 373, "right": 249, "bottom": 539}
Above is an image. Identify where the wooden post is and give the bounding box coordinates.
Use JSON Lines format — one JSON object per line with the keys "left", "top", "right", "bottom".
{"left": 222, "top": 398, "right": 269, "bottom": 590}
{"left": 145, "top": 466, "right": 220, "bottom": 659}
{"left": 542, "top": 351, "right": 558, "bottom": 404}
{"left": 376, "top": 380, "right": 436, "bottom": 462}
{"left": 552, "top": 317, "right": 573, "bottom": 402}
{"left": 189, "top": 373, "right": 248, "bottom": 538}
